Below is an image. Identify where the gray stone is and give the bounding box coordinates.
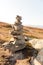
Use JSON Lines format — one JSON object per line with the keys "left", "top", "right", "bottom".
{"left": 36, "top": 49, "right": 43, "bottom": 65}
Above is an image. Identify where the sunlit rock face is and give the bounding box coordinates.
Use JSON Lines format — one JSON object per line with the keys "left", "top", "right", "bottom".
{"left": 33, "top": 59, "right": 41, "bottom": 65}
{"left": 29, "top": 39, "right": 43, "bottom": 50}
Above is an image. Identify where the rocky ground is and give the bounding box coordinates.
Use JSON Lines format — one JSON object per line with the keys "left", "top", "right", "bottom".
{"left": 0, "top": 22, "right": 43, "bottom": 65}
{"left": 0, "top": 44, "right": 37, "bottom": 65}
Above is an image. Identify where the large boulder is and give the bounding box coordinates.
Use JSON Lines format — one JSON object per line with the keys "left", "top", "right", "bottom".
{"left": 29, "top": 39, "right": 43, "bottom": 50}
{"left": 33, "top": 49, "right": 43, "bottom": 65}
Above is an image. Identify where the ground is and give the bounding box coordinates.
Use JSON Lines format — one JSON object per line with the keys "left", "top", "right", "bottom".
{"left": 0, "top": 22, "right": 43, "bottom": 65}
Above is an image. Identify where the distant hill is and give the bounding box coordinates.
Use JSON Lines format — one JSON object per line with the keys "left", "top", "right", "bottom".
{"left": 0, "top": 22, "right": 43, "bottom": 41}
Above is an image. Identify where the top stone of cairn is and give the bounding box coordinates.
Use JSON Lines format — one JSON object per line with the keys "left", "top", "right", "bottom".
{"left": 15, "top": 15, "right": 22, "bottom": 25}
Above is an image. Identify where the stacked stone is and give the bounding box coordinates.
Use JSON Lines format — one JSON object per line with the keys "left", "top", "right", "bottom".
{"left": 13, "top": 15, "right": 23, "bottom": 36}
{"left": 10, "top": 15, "right": 26, "bottom": 51}
{"left": 13, "top": 15, "right": 25, "bottom": 44}
{"left": 2, "top": 15, "right": 26, "bottom": 52}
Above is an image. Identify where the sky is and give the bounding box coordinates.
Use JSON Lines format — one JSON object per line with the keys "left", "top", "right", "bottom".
{"left": 0, "top": 0, "right": 43, "bottom": 27}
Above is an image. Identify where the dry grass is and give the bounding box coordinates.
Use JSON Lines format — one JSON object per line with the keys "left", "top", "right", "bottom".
{"left": 0, "top": 22, "right": 43, "bottom": 42}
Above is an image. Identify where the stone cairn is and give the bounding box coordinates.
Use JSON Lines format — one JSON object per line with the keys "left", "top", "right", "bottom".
{"left": 0, "top": 15, "right": 26, "bottom": 65}
{"left": 3, "top": 15, "right": 26, "bottom": 52}
{"left": 10, "top": 15, "right": 26, "bottom": 52}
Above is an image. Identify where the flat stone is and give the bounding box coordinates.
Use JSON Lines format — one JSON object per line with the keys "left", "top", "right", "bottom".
{"left": 3, "top": 42, "right": 26, "bottom": 52}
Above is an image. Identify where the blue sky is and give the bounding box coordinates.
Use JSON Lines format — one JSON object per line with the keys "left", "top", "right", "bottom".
{"left": 0, "top": 0, "right": 43, "bottom": 27}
